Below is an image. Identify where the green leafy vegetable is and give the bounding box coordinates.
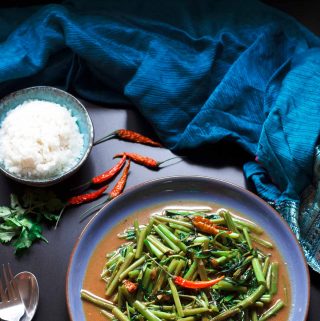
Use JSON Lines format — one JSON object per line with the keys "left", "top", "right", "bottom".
{"left": 81, "top": 208, "right": 284, "bottom": 321}
{"left": 0, "top": 189, "right": 64, "bottom": 253}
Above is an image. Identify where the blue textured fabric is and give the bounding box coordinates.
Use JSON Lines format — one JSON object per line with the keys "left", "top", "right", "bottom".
{"left": 1, "top": 0, "right": 320, "bottom": 271}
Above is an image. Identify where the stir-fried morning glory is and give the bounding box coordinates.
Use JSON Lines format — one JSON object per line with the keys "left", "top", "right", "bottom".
{"left": 81, "top": 207, "right": 285, "bottom": 321}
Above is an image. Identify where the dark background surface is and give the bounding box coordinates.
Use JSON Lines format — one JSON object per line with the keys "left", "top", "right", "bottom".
{"left": 1, "top": 1, "right": 320, "bottom": 320}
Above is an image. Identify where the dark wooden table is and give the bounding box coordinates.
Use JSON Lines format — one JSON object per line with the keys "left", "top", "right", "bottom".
{"left": 1, "top": 101, "right": 319, "bottom": 321}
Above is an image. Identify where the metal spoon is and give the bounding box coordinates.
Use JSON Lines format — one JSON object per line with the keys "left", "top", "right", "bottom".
{"left": 14, "top": 272, "right": 39, "bottom": 321}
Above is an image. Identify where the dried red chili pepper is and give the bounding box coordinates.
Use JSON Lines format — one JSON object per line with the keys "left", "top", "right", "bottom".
{"left": 215, "top": 225, "right": 230, "bottom": 231}
{"left": 173, "top": 275, "right": 224, "bottom": 289}
{"left": 108, "top": 160, "right": 131, "bottom": 200}
{"left": 70, "top": 156, "right": 127, "bottom": 192}
{"left": 68, "top": 185, "right": 108, "bottom": 205}
{"left": 92, "top": 155, "right": 126, "bottom": 184}
{"left": 94, "top": 129, "right": 163, "bottom": 147}
{"left": 192, "top": 216, "right": 233, "bottom": 235}
{"left": 114, "top": 152, "right": 157, "bottom": 168}
{"left": 114, "top": 152, "right": 178, "bottom": 170}
{"left": 79, "top": 162, "right": 130, "bottom": 221}
{"left": 123, "top": 279, "right": 138, "bottom": 293}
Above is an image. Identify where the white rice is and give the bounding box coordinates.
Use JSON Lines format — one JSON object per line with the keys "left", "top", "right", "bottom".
{"left": 0, "top": 99, "right": 84, "bottom": 179}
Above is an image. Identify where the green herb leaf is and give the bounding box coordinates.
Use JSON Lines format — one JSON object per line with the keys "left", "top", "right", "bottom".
{"left": 0, "top": 222, "right": 17, "bottom": 231}
{"left": 0, "top": 206, "right": 12, "bottom": 218}
{"left": 13, "top": 227, "right": 33, "bottom": 251}
{"left": 13, "top": 219, "right": 47, "bottom": 252}
{"left": 0, "top": 230, "right": 16, "bottom": 243}
{"left": 5, "top": 217, "right": 22, "bottom": 228}
{"left": 1, "top": 189, "right": 64, "bottom": 254}
{"left": 0, "top": 221, "right": 19, "bottom": 243}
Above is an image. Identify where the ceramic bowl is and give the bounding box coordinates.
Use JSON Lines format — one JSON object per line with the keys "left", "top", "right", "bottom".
{"left": 67, "top": 176, "right": 309, "bottom": 321}
{"left": 0, "top": 86, "right": 94, "bottom": 187}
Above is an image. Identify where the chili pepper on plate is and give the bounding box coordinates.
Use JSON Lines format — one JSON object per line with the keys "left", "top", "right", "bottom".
{"left": 173, "top": 275, "right": 225, "bottom": 289}
{"left": 148, "top": 254, "right": 224, "bottom": 289}
{"left": 192, "top": 216, "right": 239, "bottom": 238}
{"left": 192, "top": 216, "right": 221, "bottom": 235}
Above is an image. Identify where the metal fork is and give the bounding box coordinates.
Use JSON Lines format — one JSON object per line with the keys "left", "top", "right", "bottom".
{"left": 0, "top": 264, "right": 25, "bottom": 321}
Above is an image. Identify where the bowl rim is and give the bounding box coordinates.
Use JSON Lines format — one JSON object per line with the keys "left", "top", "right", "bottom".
{"left": 66, "top": 175, "right": 310, "bottom": 321}
{"left": 0, "top": 86, "right": 94, "bottom": 186}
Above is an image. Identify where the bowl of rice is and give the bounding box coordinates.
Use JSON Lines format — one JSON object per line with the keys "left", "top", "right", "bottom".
{"left": 0, "top": 86, "right": 94, "bottom": 186}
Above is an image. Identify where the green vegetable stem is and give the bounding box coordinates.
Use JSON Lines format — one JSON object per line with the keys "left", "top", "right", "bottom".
{"left": 80, "top": 207, "right": 285, "bottom": 321}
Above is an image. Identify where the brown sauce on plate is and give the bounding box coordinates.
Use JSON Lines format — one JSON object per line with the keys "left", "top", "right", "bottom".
{"left": 82, "top": 201, "right": 291, "bottom": 321}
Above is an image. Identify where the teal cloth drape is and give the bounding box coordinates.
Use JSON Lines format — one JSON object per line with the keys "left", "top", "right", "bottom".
{"left": 1, "top": 0, "right": 320, "bottom": 271}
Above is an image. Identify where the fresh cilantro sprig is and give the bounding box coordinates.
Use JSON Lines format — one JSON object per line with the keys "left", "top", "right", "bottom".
{"left": 0, "top": 189, "right": 65, "bottom": 253}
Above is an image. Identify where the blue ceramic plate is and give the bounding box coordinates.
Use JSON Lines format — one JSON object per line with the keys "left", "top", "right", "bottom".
{"left": 67, "top": 176, "right": 309, "bottom": 321}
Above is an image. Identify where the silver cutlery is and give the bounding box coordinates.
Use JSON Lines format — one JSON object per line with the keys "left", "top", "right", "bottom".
{"left": 0, "top": 263, "right": 25, "bottom": 321}
{"left": 15, "top": 272, "right": 39, "bottom": 321}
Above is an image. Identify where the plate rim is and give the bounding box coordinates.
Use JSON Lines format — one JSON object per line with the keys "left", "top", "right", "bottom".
{"left": 66, "top": 175, "right": 310, "bottom": 321}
